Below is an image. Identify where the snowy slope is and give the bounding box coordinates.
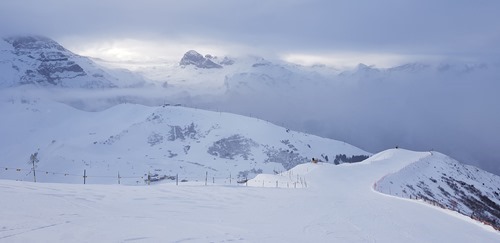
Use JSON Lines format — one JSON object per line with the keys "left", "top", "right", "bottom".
{"left": 374, "top": 151, "right": 500, "bottom": 229}
{"left": 0, "top": 36, "right": 145, "bottom": 88}
{"left": 0, "top": 97, "right": 368, "bottom": 184}
{"left": 0, "top": 149, "right": 498, "bottom": 242}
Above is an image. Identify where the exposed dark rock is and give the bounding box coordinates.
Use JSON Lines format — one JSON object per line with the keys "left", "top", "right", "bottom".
{"left": 180, "top": 50, "right": 222, "bottom": 69}
{"left": 167, "top": 123, "right": 198, "bottom": 141}
{"left": 207, "top": 134, "right": 258, "bottom": 160}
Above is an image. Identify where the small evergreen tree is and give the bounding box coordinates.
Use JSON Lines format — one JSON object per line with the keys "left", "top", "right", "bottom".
{"left": 29, "top": 151, "right": 39, "bottom": 182}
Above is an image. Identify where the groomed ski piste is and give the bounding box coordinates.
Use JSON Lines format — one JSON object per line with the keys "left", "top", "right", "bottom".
{"left": 1, "top": 149, "right": 498, "bottom": 242}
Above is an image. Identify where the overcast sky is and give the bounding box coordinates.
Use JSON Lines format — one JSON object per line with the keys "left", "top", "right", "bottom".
{"left": 1, "top": 0, "right": 499, "bottom": 66}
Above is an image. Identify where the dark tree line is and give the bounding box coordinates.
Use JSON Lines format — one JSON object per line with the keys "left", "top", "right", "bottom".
{"left": 334, "top": 154, "right": 369, "bottom": 165}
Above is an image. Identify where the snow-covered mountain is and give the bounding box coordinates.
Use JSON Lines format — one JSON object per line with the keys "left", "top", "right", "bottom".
{"left": 0, "top": 36, "right": 145, "bottom": 88}
{"left": 375, "top": 151, "right": 500, "bottom": 230}
{"left": 179, "top": 50, "right": 224, "bottom": 69}
{"left": 0, "top": 96, "right": 368, "bottom": 184}
{"left": 1, "top": 149, "right": 499, "bottom": 242}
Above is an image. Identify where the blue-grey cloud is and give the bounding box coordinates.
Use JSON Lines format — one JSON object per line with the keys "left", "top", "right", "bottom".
{"left": 1, "top": 0, "right": 499, "bottom": 60}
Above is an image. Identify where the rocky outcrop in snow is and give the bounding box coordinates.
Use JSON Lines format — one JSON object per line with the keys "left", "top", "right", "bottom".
{"left": 180, "top": 50, "right": 222, "bottom": 69}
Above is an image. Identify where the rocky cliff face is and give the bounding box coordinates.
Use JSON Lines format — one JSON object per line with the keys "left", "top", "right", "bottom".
{"left": 1, "top": 36, "right": 117, "bottom": 88}
{"left": 179, "top": 50, "right": 223, "bottom": 69}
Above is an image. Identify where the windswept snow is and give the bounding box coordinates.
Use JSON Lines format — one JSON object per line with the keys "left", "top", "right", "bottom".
{"left": 0, "top": 149, "right": 498, "bottom": 242}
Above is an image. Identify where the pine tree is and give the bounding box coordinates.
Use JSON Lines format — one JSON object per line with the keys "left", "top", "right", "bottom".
{"left": 29, "top": 151, "right": 39, "bottom": 182}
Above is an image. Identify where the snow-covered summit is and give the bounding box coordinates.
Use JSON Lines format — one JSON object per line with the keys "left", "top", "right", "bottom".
{"left": 0, "top": 35, "right": 145, "bottom": 88}
{"left": 5, "top": 35, "right": 67, "bottom": 54}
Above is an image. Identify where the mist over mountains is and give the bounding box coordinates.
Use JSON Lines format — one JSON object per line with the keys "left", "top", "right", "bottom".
{"left": 1, "top": 35, "right": 499, "bottom": 177}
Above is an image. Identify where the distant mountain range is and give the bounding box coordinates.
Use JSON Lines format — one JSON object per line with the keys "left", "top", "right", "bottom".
{"left": 1, "top": 35, "right": 492, "bottom": 91}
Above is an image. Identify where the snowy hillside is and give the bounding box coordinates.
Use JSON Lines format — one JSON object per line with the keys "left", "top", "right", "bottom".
{"left": 0, "top": 149, "right": 498, "bottom": 242}
{"left": 0, "top": 96, "right": 368, "bottom": 185}
{"left": 374, "top": 151, "right": 500, "bottom": 229}
{"left": 0, "top": 36, "right": 145, "bottom": 88}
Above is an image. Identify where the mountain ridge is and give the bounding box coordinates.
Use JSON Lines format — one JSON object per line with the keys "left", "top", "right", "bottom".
{"left": 374, "top": 151, "right": 500, "bottom": 230}
{"left": 0, "top": 35, "right": 146, "bottom": 88}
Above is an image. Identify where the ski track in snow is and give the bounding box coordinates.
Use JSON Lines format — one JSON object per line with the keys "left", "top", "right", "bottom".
{"left": 0, "top": 149, "right": 499, "bottom": 242}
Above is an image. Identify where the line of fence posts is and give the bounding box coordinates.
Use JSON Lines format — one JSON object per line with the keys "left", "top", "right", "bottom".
{"left": 27, "top": 166, "right": 498, "bottom": 229}
{"left": 4, "top": 167, "right": 307, "bottom": 188}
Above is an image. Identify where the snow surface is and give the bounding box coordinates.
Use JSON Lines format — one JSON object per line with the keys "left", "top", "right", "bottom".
{"left": 0, "top": 96, "right": 367, "bottom": 184}
{"left": 374, "top": 152, "right": 500, "bottom": 228}
{"left": 0, "top": 149, "right": 498, "bottom": 242}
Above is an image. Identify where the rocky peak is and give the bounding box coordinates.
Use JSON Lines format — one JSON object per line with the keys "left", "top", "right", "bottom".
{"left": 220, "top": 56, "right": 235, "bottom": 66}
{"left": 356, "top": 63, "right": 373, "bottom": 71}
{"left": 5, "top": 35, "right": 66, "bottom": 53}
{"left": 179, "top": 50, "right": 222, "bottom": 69}
{"left": 1, "top": 35, "right": 116, "bottom": 88}
{"left": 387, "top": 63, "right": 430, "bottom": 73}
{"left": 4, "top": 35, "right": 75, "bottom": 63}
